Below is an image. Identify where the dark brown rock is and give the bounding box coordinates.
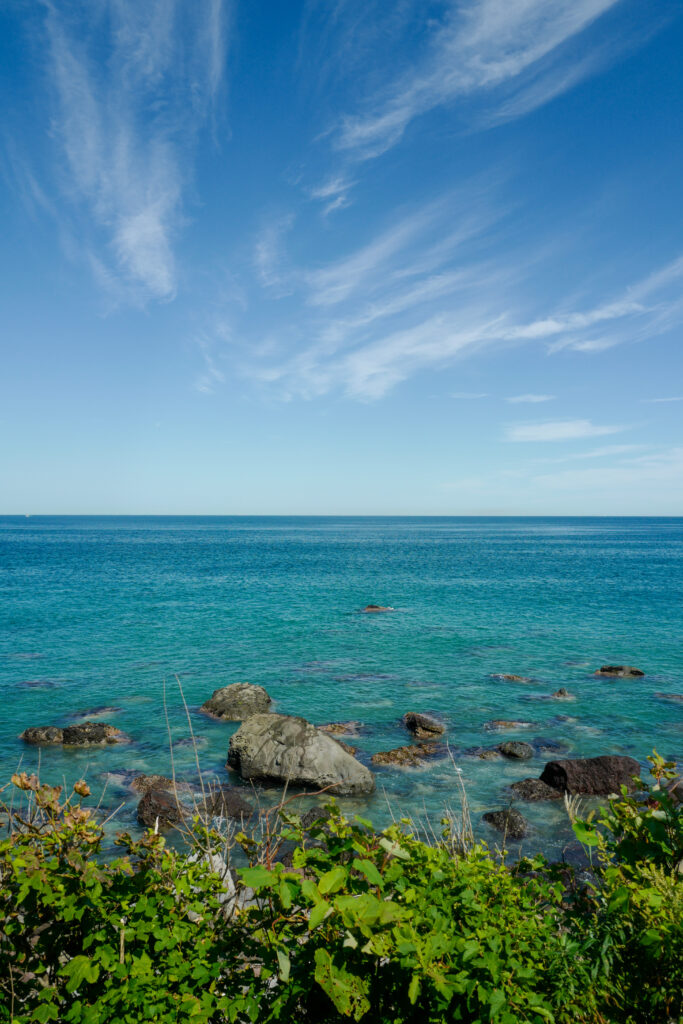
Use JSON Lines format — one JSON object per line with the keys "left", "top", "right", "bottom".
{"left": 62, "top": 722, "right": 126, "bottom": 745}
{"left": 137, "top": 789, "right": 184, "bottom": 830}
{"left": 402, "top": 712, "right": 444, "bottom": 739}
{"left": 490, "top": 673, "right": 532, "bottom": 683}
{"left": 595, "top": 665, "right": 644, "bottom": 678}
{"left": 20, "top": 726, "right": 64, "bottom": 745}
{"left": 498, "top": 741, "right": 534, "bottom": 760}
{"left": 361, "top": 604, "right": 393, "bottom": 612}
{"left": 540, "top": 755, "right": 641, "bottom": 795}
{"left": 510, "top": 778, "right": 563, "bottom": 801}
{"left": 131, "top": 774, "right": 191, "bottom": 796}
{"left": 552, "top": 688, "right": 570, "bottom": 698}
{"left": 201, "top": 785, "right": 254, "bottom": 821}
{"left": 482, "top": 808, "right": 527, "bottom": 839}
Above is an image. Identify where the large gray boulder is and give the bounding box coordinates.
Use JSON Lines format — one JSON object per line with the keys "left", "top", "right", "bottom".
{"left": 227, "top": 713, "right": 375, "bottom": 795}
{"left": 540, "top": 755, "right": 640, "bottom": 795}
{"left": 201, "top": 683, "right": 271, "bottom": 721}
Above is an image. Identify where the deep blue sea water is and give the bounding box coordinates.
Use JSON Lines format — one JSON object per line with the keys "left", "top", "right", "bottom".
{"left": 1, "top": 516, "right": 682, "bottom": 857}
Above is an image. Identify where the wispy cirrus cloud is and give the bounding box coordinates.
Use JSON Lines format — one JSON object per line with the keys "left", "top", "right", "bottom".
{"left": 334, "top": 0, "right": 623, "bottom": 160}
{"left": 504, "top": 419, "right": 624, "bottom": 442}
{"left": 641, "top": 396, "right": 683, "bottom": 403}
{"left": 506, "top": 393, "right": 555, "bottom": 403}
{"left": 42, "top": 0, "right": 229, "bottom": 301}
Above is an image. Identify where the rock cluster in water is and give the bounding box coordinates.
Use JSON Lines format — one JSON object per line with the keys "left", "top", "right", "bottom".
{"left": 20, "top": 722, "right": 127, "bottom": 746}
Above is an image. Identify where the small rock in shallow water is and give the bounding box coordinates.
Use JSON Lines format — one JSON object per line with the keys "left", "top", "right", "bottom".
{"left": 477, "top": 749, "right": 502, "bottom": 760}
{"left": 552, "top": 688, "right": 571, "bottom": 699}
{"left": 361, "top": 604, "right": 394, "bottom": 612}
{"left": 498, "top": 741, "right": 534, "bottom": 760}
{"left": 655, "top": 693, "right": 683, "bottom": 704}
{"left": 20, "top": 726, "right": 64, "bottom": 745}
{"left": 510, "top": 778, "right": 563, "bottom": 801}
{"left": 201, "top": 682, "right": 272, "bottom": 721}
{"left": 137, "top": 789, "right": 184, "bottom": 830}
{"left": 62, "top": 722, "right": 127, "bottom": 746}
{"left": 20, "top": 722, "right": 127, "bottom": 746}
{"left": 371, "top": 743, "right": 443, "bottom": 767}
{"left": 490, "top": 673, "right": 532, "bottom": 683}
{"left": 484, "top": 719, "right": 533, "bottom": 731}
{"left": 594, "top": 665, "right": 644, "bottom": 678}
{"left": 482, "top": 808, "right": 527, "bottom": 840}
{"left": 402, "top": 712, "right": 445, "bottom": 739}
{"left": 319, "top": 721, "right": 364, "bottom": 736}
{"left": 131, "top": 774, "right": 191, "bottom": 796}
{"left": 201, "top": 785, "right": 254, "bottom": 821}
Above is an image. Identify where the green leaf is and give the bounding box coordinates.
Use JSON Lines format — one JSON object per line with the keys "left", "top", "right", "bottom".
{"left": 408, "top": 974, "right": 421, "bottom": 1004}
{"left": 60, "top": 955, "right": 100, "bottom": 993}
{"left": 353, "top": 858, "right": 383, "bottom": 887}
{"left": 379, "top": 836, "right": 410, "bottom": 860}
{"left": 308, "top": 899, "right": 331, "bottom": 930}
{"left": 319, "top": 865, "right": 347, "bottom": 894}
{"left": 314, "top": 948, "right": 371, "bottom": 1022}
{"left": 239, "top": 865, "right": 278, "bottom": 889}
{"left": 276, "top": 949, "right": 291, "bottom": 983}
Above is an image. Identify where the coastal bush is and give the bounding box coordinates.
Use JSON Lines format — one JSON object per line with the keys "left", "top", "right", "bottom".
{"left": 569, "top": 753, "right": 683, "bottom": 1023}
{"left": 0, "top": 757, "right": 681, "bottom": 1023}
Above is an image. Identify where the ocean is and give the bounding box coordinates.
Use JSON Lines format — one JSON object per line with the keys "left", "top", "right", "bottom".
{"left": 1, "top": 515, "right": 682, "bottom": 857}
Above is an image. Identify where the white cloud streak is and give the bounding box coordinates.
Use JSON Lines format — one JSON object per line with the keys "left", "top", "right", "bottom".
{"left": 505, "top": 419, "right": 625, "bottom": 442}
{"left": 335, "top": 0, "right": 622, "bottom": 160}
{"left": 43, "top": 0, "right": 229, "bottom": 300}
{"left": 506, "top": 393, "right": 555, "bottom": 403}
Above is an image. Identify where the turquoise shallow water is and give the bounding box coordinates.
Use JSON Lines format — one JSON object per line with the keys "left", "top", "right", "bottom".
{"left": 1, "top": 516, "right": 682, "bottom": 857}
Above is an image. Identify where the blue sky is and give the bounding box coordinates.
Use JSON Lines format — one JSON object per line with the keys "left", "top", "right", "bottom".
{"left": 1, "top": 0, "right": 682, "bottom": 514}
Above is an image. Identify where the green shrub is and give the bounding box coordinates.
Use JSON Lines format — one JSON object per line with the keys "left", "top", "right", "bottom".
{"left": 1, "top": 755, "right": 681, "bottom": 1023}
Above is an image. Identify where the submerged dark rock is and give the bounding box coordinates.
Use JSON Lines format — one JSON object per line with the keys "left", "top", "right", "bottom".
{"left": 510, "top": 778, "right": 563, "bottom": 801}
{"left": 319, "top": 721, "right": 364, "bottom": 736}
{"left": 402, "top": 712, "right": 445, "bottom": 739}
{"left": 482, "top": 808, "right": 527, "bottom": 840}
{"left": 540, "top": 755, "right": 640, "bottom": 795}
{"left": 201, "top": 683, "right": 271, "bottom": 721}
{"left": 490, "top": 673, "right": 532, "bottom": 683}
{"left": 131, "top": 774, "right": 191, "bottom": 796}
{"left": 361, "top": 604, "right": 393, "bottom": 612}
{"left": 655, "top": 693, "right": 683, "bottom": 704}
{"left": 595, "top": 665, "right": 644, "bottom": 678}
{"left": 201, "top": 785, "right": 254, "bottom": 821}
{"left": 137, "top": 789, "right": 184, "bottom": 830}
{"left": 498, "top": 741, "right": 534, "bottom": 760}
{"left": 371, "top": 743, "right": 444, "bottom": 767}
{"left": 484, "top": 719, "right": 533, "bottom": 731}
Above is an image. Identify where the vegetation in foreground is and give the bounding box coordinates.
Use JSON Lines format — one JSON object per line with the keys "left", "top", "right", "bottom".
{"left": 0, "top": 754, "right": 681, "bottom": 1024}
